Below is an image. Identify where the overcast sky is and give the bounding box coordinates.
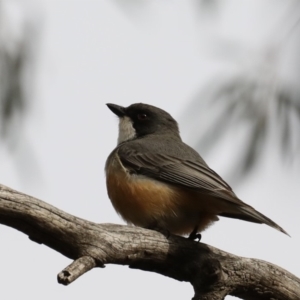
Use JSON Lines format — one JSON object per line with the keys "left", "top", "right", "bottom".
{"left": 0, "top": 1, "right": 299, "bottom": 299}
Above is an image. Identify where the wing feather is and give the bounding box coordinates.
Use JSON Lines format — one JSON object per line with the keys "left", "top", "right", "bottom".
{"left": 116, "top": 144, "right": 288, "bottom": 236}
{"left": 118, "top": 149, "right": 237, "bottom": 203}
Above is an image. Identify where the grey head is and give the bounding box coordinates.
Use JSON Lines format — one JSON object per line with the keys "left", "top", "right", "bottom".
{"left": 106, "top": 103, "right": 180, "bottom": 144}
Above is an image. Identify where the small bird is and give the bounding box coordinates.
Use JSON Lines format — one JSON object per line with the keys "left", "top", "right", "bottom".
{"left": 105, "top": 103, "right": 288, "bottom": 239}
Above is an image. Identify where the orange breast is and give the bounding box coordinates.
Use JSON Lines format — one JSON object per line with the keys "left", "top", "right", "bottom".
{"left": 105, "top": 153, "right": 218, "bottom": 235}
{"left": 106, "top": 162, "right": 178, "bottom": 227}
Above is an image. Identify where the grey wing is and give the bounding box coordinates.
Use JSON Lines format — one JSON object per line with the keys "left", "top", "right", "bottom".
{"left": 118, "top": 147, "right": 237, "bottom": 202}
{"left": 118, "top": 147, "right": 289, "bottom": 235}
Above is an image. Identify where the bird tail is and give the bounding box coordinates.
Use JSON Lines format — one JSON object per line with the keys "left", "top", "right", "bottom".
{"left": 219, "top": 204, "right": 290, "bottom": 236}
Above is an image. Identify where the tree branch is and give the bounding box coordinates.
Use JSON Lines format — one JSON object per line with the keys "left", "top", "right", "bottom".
{"left": 0, "top": 183, "right": 299, "bottom": 299}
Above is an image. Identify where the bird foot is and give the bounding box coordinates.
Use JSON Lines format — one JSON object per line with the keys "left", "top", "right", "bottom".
{"left": 188, "top": 228, "right": 201, "bottom": 242}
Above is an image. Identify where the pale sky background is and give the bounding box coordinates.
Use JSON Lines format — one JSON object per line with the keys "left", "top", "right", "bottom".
{"left": 0, "top": 1, "right": 299, "bottom": 300}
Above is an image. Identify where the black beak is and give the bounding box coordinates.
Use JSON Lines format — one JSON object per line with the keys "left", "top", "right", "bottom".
{"left": 106, "top": 103, "right": 126, "bottom": 117}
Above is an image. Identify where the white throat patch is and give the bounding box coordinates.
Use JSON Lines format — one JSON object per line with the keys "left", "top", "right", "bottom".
{"left": 118, "top": 116, "right": 136, "bottom": 144}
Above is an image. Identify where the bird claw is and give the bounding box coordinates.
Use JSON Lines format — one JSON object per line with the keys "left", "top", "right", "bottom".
{"left": 188, "top": 228, "right": 201, "bottom": 242}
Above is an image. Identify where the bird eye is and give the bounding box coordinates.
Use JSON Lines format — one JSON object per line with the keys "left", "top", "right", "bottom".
{"left": 137, "top": 113, "right": 148, "bottom": 121}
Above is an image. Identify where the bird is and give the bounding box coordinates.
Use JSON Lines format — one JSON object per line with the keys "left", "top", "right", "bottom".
{"left": 105, "top": 102, "right": 288, "bottom": 239}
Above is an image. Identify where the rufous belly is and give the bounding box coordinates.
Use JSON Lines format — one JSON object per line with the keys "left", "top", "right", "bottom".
{"left": 105, "top": 154, "right": 218, "bottom": 235}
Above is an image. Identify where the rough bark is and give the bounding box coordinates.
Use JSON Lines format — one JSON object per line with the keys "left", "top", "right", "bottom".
{"left": 0, "top": 183, "right": 299, "bottom": 300}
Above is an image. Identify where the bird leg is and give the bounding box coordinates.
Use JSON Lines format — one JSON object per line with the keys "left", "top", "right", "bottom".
{"left": 188, "top": 226, "right": 201, "bottom": 242}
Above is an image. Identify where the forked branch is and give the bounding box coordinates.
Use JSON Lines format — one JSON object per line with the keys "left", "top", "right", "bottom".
{"left": 0, "top": 184, "right": 299, "bottom": 300}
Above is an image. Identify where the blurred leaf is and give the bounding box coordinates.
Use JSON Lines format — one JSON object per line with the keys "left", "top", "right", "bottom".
{"left": 277, "top": 89, "right": 300, "bottom": 158}
{"left": 185, "top": 63, "right": 300, "bottom": 177}
{"left": 242, "top": 115, "right": 267, "bottom": 173}
{"left": 0, "top": 2, "right": 37, "bottom": 148}
{"left": 184, "top": 2, "right": 300, "bottom": 178}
